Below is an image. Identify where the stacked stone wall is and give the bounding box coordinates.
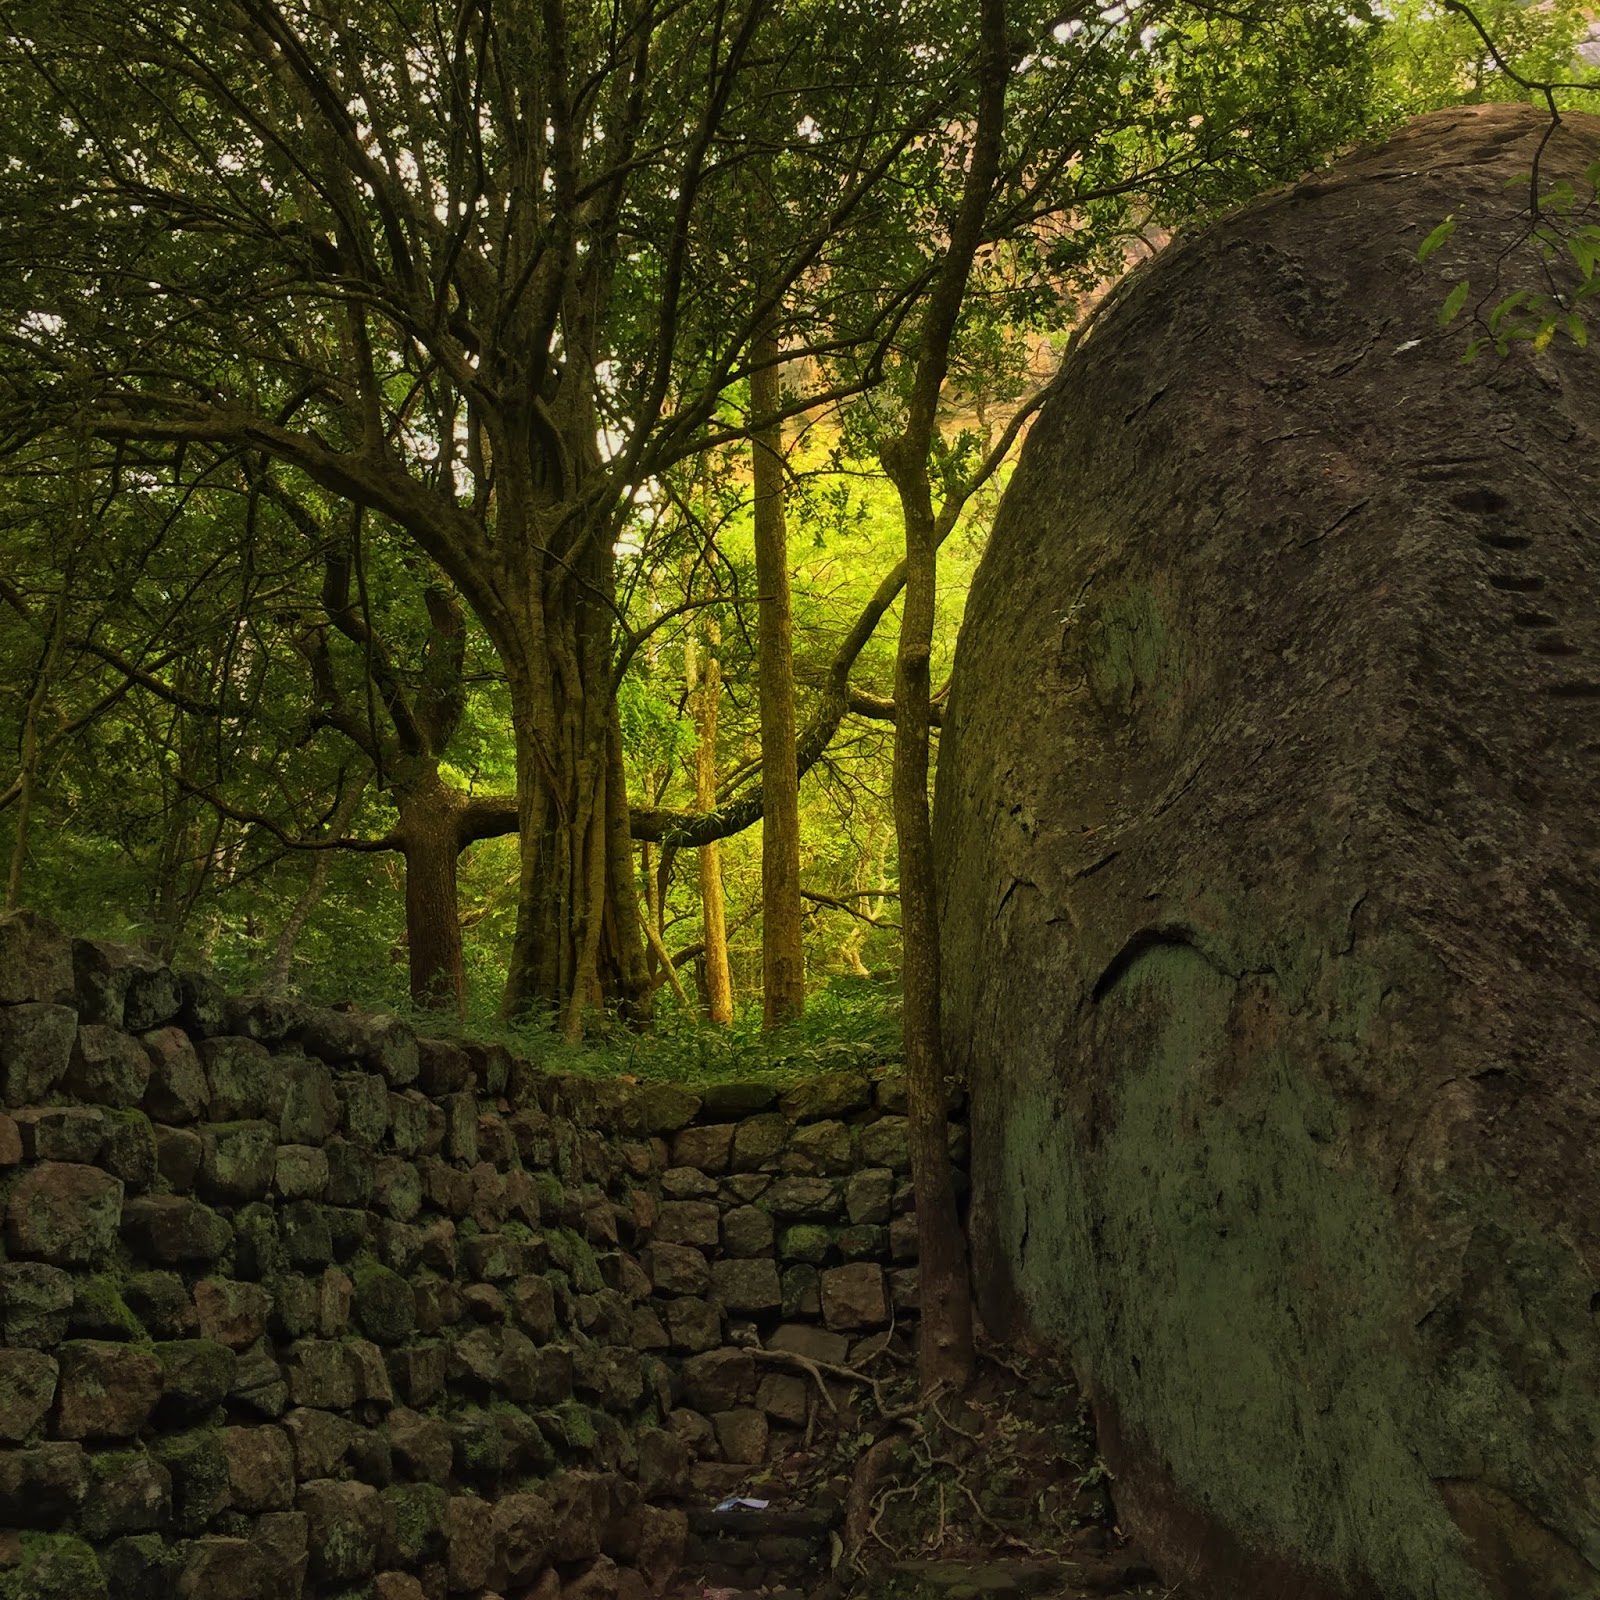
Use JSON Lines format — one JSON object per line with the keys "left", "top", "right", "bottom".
{"left": 0, "top": 911, "right": 957, "bottom": 1600}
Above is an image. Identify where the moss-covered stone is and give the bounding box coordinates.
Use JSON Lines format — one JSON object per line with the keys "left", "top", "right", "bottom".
{"left": 67, "top": 1277, "right": 145, "bottom": 1343}
{"left": 121, "top": 1272, "right": 190, "bottom": 1340}
{"left": 351, "top": 1259, "right": 414, "bottom": 1345}
{"left": 545, "top": 1227, "right": 604, "bottom": 1294}
{"left": 0, "top": 1532, "right": 107, "bottom": 1600}
{"left": 229, "top": 1201, "right": 283, "bottom": 1279}
{"left": 380, "top": 1481, "right": 449, "bottom": 1564}
{"left": 778, "top": 1224, "right": 833, "bottom": 1265}
{"left": 81, "top": 1448, "right": 172, "bottom": 1540}
{"left": 153, "top": 1340, "right": 237, "bottom": 1425}
{"left": 152, "top": 1428, "right": 231, "bottom": 1533}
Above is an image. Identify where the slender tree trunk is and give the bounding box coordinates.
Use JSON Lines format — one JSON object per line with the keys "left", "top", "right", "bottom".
{"left": 269, "top": 775, "right": 370, "bottom": 995}
{"left": 882, "top": 0, "right": 1009, "bottom": 1393}
{"left": 892, "top": 487, "right": 974, "bottom": 1391}
{"left": 751, "top": 325, "right": 805, "bottom": 1026}
{"left": 688, "top": 623, "right": 735, "bottom": 1023}
{"left": 5, "top": 583, "right": 68, "bottom": 911}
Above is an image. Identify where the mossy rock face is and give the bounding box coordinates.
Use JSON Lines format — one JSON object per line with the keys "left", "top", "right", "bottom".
{"left": 778, "top": 1225, "right": 833, "bottom": 1266}
{"left": 68, "top": 1277, "right": 145, "bottom": 1344}
{"left": 381, "top": 1481, "right": 449, "bottom": 1563}
{"left": 545, "top": 1228, "right": 604, "bottom": 1294}
{"left": 151, "top": 1428, "right": 230, "bottom": 1533}
{"left": 153, "top": 1340, "right": 237, "bottom": 1426}
{"left": 936, "top": 103, "right": 1600, "bottom": 1600}
{"left": 351, "top": 1261, "right": 414, "bottom": 1345}
{"left": 1, "top": 1532, "right": 108, "bottom": 1600}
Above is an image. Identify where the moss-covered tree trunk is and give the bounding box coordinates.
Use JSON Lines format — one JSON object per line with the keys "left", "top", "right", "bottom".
{"left": 751, "top": 325, "right": 805, "bottom": 1026}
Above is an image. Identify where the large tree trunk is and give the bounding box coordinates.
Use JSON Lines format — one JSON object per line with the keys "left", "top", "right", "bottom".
{"left": 692, "top": 622, "right": 735, "bottom": 1024}
{"left": 495, "top": 466, "right": 648, "bottom": 1033}
{"left": 394, "top": 768, "right": 468, "bottom": 1018}
{"left": 750, "top": 326, "right": 805, "bottom": 1026}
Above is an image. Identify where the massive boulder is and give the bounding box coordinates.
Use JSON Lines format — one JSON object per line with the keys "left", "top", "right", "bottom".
{"left": 936, "top": 104, "right": 1600, "bottom": 1600}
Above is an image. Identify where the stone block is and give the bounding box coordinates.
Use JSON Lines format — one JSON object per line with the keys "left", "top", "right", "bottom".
{"left": 101, "top": 1108, "right": 157, "bottom": 1191}
{"left": 153, "top": 1338, "right": 237, "bottom": 1425}
{"left": 778, "top": 1224, "right": 833, "bottom": 1265}
{"left": 0, "top": 1349, "right": 57, "bottom": 1442}
{"left": 200, "top": 1035, "right": 279, "bottom": 1122}
{"left": 444, "top": 1492, "right": 494, "bottom": 1590}
{"left": 338, "top": 1072, "right": 390, "bottom": 1149}
{"left": 354, "top": 1263, "right": 415, "bottom": 1345}
{"left": 285, "top": 1340, "right": 356, "bottom": 1410}
{"left": 711, "top": 1258, "right": 782, "bottom": 1314}
{"left": 199, "top": 1120, "right": 276, "bottom": 1202}
{"left": 765, "top": 1323, "right": 849, "bottom": 1366}
{"left": 719, "top": 1205, "right": 774, "bottom": 1258}
{"left": 664, "top": 1297, "right": 721, "bottom": 1354}
{"left": 153, "top": 1124, "right": 203, "bottom": 1191}
{"left": 152, "top": 1428, "right": 231, "bottom": 1533}
{"left": 680, "top": 1348, "right": 755, "bottom": 1412}
{"left": 780, "top": 1264, "right": 820, "bottom": 1318}
{"left": 779, "top": 1071, "right": 870, "bottom": 1122}
{"left": 222, "top": 1425, "right": 294, "bottom": 1511}
{"left": 660, "top": 1164, "right": 718, "bottom": 1199}
{"left": 711, "top": 1407, "right": 768, "bottom": 1465}
{"left": 845, "top": 1167, "right": 895, "bottom": 1225}
{"left": 122, "top": 1271, "right": 193, "bottom": 1339}
{"left": 82, "top": 1448, "right": 172, "bottom": 1539}
{"left": 782, "top": 1119, "right": 852, "bottom": 1176}
{"left": 277, "top": 1058, "right": 340, "bottom": 1144}
{"left": 756, "top": 1372, "right": 808, "bottom": 1427}
{"left": 860, "top": 1116, "right": 910, "bottom": 1172}
{"left": 759, "top": 1176, "right": 840, "bottom": 1219}
{"left": 387, "top": 1091, "right": 430, "bottom": 1156}
{"left": 174, "top": 1537, "right": 298, "bottom": 1600}
{"left": 819, "top": 1263, "right": 888, "bottom": 1331}
{"left": 13, "top": 1106, "right": 106, "bottom": 1163}
{"left": 654, "top": 1200, "right": 719, "bottom": 1249}
{"left": 7, "top": 1163, "right": 122, "bottom": 1265}
{"left": 140, "top": 1027, "right": 209, "bottom": 1123}
{"left": 56, "top": 1341, "right": 162, "bottom": 1439}
{"left": 641, "top": 1241, "right": 709, "bottom": 1297}
{"left": 669, "top": 1123, "right": 736, "bottom": 1173}
{"left": 386, "top": 1407, "right": 452, "bottom": 1486}
{"left": 0, "top": 1003, "right": 76, "bottom": 1104}
{"left": 730, "top": 1113, "right": 788, "bottom": 1172}
{"left": 494, "top": 1488, "right": 553, "bottom": 1586}
{"left": 268, "top": 1142, "right": 325, "bottom": 1200}
{"left": 283, "top": 1407, "right": 355, "bottom": 1480}
{"left": 65, "top": 1023, "right": 150, "bottom": 1106}
{"left": 300, "top": 1477, "right": 385, "bottom": 1583}
{"left": 0, "top": 1442, "right": 88, "bottom": 1526}
{"left": 630, "top": 1084, "right": 701, "bottom": 1136}
{"left": 373, "top": 1155, "right": 422, "bottom": 1221}
{"left": 0, "top": 1532, "right": 106, "bottom": 1600}
{"left": 838, "top": 1223, "right": 888, "bottom": 1261}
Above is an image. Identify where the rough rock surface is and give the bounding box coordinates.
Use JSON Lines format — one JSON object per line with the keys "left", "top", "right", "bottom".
{"left": 936, "top": 105, "right": 1600, "bottom": 1600}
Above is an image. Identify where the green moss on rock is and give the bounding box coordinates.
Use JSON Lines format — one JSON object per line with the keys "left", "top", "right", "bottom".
{"left": 545, "top": 1227, "right": 603, "bottom": 1293}
{"left": 1, "top": 1532, "right": 107, "bottom": 1600}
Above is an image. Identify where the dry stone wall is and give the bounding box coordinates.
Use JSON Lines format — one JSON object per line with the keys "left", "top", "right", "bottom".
{"left": 0, "top": 910, "right": 952, "bottom": 1600}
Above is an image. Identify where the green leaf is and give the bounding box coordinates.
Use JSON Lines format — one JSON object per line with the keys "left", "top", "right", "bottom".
{"left": 1488, "top": 290, "right": 1528, "bottom": 336}
{"left": 1533, "top": 320, "right": 1557, "bottom": 354}
{"left": 1416, "top": 216, "right": 1455, "bottom": 264}
{"left": 1567, "top": 314, "right": 1588, "bottom": 349}
{"left": 1462, "top": 338, "right": 1489, "bottom": 365}
{"left": 1440, "top": 280, "right": 1470, "bottom": 327}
